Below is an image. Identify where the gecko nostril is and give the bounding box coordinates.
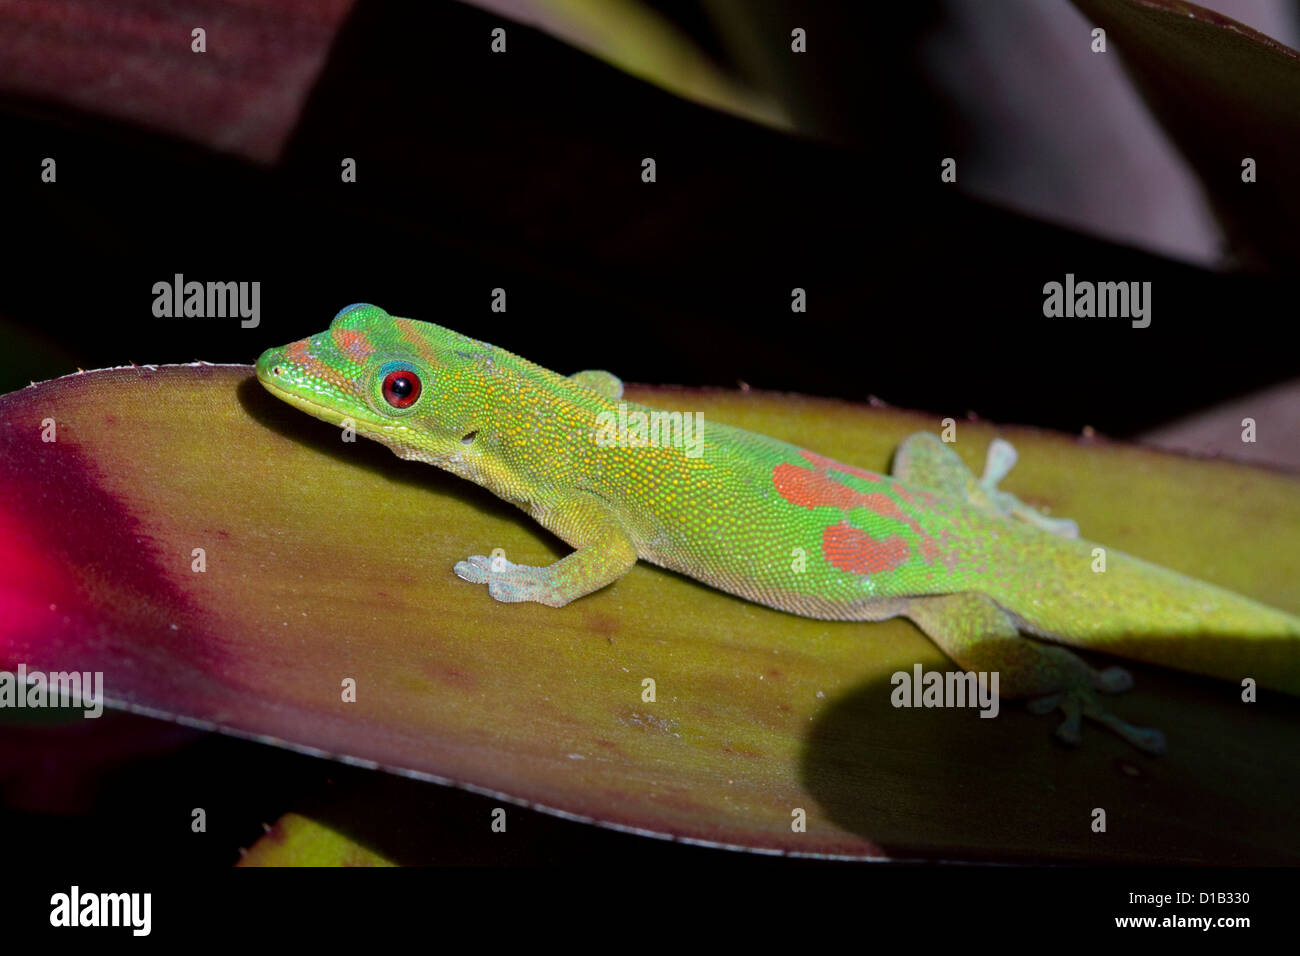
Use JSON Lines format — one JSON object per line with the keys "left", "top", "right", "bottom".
{"left": 461, "top": 430, "right": 478, "bottom": 445}
{"left": 271, "top": 365, "right": 283, "bottom": 376}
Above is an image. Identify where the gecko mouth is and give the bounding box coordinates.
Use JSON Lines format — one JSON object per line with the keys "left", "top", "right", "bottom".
{"left": 256, "top": 375, "right": 356, "bottom": 428}
{"left": 257, "top": 369, "right": 441, "bottom": 459}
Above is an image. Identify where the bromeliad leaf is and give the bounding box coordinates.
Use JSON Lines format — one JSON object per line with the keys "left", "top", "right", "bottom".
{"left": 1, "top": 366, "right": 1299, "bottom": 861}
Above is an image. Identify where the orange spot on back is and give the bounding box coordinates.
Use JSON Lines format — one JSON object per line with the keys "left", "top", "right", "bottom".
{"left": 776, "top": 460, "right": 922, "bottom": 530}
{"left": 894, "top": 485, "right": 940, "bottom": 511}
{"left": 822, "top": 521, "right": 910, "bottom": 576}
{"left": 774, "top": 463, "right": 866, "bottom": 510}
{"left": 862, "top": 492, "right": 904, "bottom": 522}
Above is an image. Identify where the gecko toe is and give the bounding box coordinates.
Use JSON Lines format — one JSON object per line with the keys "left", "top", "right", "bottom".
{"left": 1053, "top": 696, "right": 1084, "bottom": 746}
{"left": 487, "top": 578, "right": 531, "bottom": 602}
{"left": 1095, "top": 713, "right": 1166, "bottom": 755}
{"left": 1096, "top": 666, "right": 1134, "bottom": 693}
{"left": 1041, "top": 516, "right": 1080, "bottom": 538}
{"left": 455, "top": 554, "right": 553, "bottom": 605}
{"left": 1026, "top": 693, "right": 1062, "bottom": 715}
{"left": 454, "top": 556, "right": 491, "bottom": 583}
{"left": 1030, "top": 685, "right": 1165, "bottom": 755}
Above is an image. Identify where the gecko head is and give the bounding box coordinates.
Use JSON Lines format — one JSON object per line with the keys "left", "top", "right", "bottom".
{"left": 256, "top": 303, "right": 490, "bottom": 464}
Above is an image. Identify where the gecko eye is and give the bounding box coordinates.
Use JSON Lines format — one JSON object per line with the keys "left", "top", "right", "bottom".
{"left": 381, "top": 369, "right": 422, "bottom": 408}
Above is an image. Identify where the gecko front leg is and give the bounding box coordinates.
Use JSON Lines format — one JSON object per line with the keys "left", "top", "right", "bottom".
{"left": 454, "top": 491, "right": 637, "bottom": 606}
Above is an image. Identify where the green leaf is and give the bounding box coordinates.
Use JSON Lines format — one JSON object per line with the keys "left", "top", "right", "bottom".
{"left": 484, "top": 0, "right": 790, "bottom": 131}
{"left": 238, "top": 813, "right": 395, "bottom": 867}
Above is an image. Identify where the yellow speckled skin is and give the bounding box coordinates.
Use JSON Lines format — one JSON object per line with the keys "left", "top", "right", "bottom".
{"left": 257, "top": 305, "right": 1300, "bottom": 753}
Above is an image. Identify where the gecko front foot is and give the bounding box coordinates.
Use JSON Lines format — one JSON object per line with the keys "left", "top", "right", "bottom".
{"left": 1027, "top": 671, "right": 1166, "bottom": 755}
{"left": 454, "top": 554, "right": 559, "bottom": 605}
{"left": 452, "top": 494, "right": 638, "bottom": 609}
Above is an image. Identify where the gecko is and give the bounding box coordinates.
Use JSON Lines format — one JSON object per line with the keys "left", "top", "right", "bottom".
{"left": 256, "top": 304, "right": 1300, "bottom": 754}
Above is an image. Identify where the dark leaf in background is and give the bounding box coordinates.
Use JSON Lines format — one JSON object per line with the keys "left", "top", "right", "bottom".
{"left": 1072, "top": 0, "right": 1300, "bottom": 271}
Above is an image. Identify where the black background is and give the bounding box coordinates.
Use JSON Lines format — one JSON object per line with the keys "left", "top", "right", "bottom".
{"left": 0, "top": 0, "right": 1295, "bottom": 876}
{"left": 2, "top": 0, "right": 1290, "bottom": 434}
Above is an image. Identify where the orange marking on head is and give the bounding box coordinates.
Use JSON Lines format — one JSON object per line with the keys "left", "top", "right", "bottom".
{"left": 394, "top": 318, "right": 441, "bottom": 367}
{"left": 332, "top": 327, "right": 375, "bottom": 362}
{"left": 821, "top": 521, "right": 910, "bottom": 576}
{"left": 286, "top": 338, "right": 351, "bottom": 391}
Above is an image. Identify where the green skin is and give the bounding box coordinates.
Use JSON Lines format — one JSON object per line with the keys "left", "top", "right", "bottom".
{"left": 257, "top": 304, "right": 1300, "bottom": 754}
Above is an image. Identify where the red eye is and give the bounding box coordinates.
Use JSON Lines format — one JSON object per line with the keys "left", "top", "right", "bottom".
{"left": 381, "top": 369, "right": 421, "bottom": 408}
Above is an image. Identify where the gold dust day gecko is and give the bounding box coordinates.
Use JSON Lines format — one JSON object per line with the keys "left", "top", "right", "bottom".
{"left": 256, "top": 304, "right": 1300, "bottom": 754}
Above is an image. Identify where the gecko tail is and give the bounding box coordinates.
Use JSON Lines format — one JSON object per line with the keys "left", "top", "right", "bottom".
{"left": 1092, "top": 582, "right": 1300, "bottom": 697}
{"left": 1030, "top": 551, "right": 1300, "bottom": 697}
{"left": 1180, "top": 606, "right": 1300, "bottom": 697}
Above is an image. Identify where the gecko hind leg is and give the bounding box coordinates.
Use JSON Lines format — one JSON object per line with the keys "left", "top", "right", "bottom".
{"left": 904, "top": 592, "right": 1166, "bottom": 754}
{"left": 980, "top": 438, "right": 1079, "bottom": 538}
{"left": 892, "top": 433, "right": 1078, "bottom": 537}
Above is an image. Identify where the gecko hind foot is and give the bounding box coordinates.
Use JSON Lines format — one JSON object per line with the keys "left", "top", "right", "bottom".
{"left": 891, "top": 434, "right": 1078, "bottom": 537}
{"left": 1095, "top": 665, "right": 1134, "bottom": 693}
{"left": 1027, "top": 686, "right": 1166, "bottom": 755}
{"left": 982, "top": 439, "right": 1079, "bottom": 538}
{"left": 905, "top": 593, "right": 1160, "bottom": 753}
